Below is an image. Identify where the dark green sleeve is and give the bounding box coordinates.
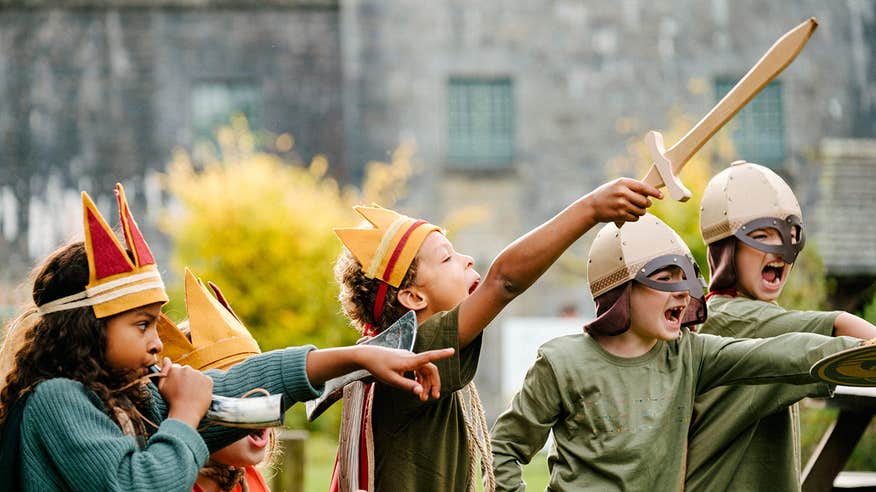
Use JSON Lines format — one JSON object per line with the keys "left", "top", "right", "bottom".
{"left": 705, "top": 298, "right": 840, "bottom": 338}
{"left": 26, "top": 379, "right": 208, "bottom": 491}
{"left": 415, "top": 306, "right": 482, "bottom": 392}
{"left": 694, "top": 332, "right": 861, "bottom": 394}
{"left": 373, "top": 306, "right": 481, "bottom": 414}
{"left": 150, "top": 346, "right": 323, "bottom": 452}
{"left": 490, "top": 350, "right": 563, "bottom": 492}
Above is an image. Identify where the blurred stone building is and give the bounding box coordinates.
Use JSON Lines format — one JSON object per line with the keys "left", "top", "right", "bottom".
{"left": 2, "top": 0, "right": 875, "bottom": 416}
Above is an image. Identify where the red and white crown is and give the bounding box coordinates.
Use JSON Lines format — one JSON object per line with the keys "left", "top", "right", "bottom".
{"left": 334, "top": 205, "right": 441, "bottom": 326}
{"left": 334, "top": 205, "right": 441, "bottom": 288}
{"left": 37, "top": 183, "right": 168, "bottom": 318}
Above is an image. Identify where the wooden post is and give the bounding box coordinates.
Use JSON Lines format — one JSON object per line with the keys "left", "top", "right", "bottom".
{"left": 271, "top": 429, "right": 309, "bottom": 492}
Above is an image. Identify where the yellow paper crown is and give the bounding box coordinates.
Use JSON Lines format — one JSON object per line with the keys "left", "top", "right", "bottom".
{"left": 334, "top": 205, "right": 441, "bottom": 288}
{"left": 157, "top": 268, "right": 260, "bottom": 371}
{"left": 37, "top": 183, "right": 168, "bottom": 318}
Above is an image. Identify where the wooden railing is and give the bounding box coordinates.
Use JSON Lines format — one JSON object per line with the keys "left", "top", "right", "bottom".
{"left": 270, "top": 429, "right": 309, "bottom": 492}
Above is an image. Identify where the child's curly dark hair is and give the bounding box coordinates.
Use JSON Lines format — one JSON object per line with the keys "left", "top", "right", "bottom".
{"left": 0, "top": 242, "right": 151, "bottom": 438}
{"left": 334, "top": 248, "right": 419, "bottom": 334}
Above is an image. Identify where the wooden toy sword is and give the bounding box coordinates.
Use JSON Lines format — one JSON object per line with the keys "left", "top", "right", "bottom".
{"left": 642, "top": 17, "right": 818, "bottom": 201}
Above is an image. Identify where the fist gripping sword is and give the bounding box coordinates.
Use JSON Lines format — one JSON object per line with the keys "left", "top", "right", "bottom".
{"left": 642, "top": 18, "right": 818, "bottom": 201}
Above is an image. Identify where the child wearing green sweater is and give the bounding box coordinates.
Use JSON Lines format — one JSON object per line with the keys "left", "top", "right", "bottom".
{"left": 0, "top": 184, "right": 452, "bottom": 491}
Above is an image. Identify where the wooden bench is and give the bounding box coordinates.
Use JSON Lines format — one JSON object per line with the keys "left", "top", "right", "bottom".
{"left": 834, "top": 471, "right": 876, "bottom": 491}
{"left": 802, "top": 387, "right": 876, "bottom": 492}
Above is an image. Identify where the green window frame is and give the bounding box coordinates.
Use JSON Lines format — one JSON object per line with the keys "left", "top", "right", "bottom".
{"left": 191, "top": 80, "right": 260, "bottom": 142}
{"left": 447, "top": 78, "right": 515, "bottom": 169}
{"left": 715, "top": 79, "right": 786, "bottom": 168}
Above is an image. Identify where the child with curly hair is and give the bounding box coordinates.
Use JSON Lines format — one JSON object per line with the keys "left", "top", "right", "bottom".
{"left": 332, "top": 178, "right": 662, "bottom": 491}
{"left": 0, "top": 184, "right": 453, "bottom": 491}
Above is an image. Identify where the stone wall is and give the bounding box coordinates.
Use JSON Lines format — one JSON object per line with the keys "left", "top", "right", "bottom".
{"left": 342, "top": 0, "right": 876, "bottom": 319}
{"left": 0, "top": 2, "right": 342, "bottom": 285}
{"left": 815, "top": 138, "right": 876, "bottom": 311}
{"left": 341, "top": 0, "right": 876, "bottom": 418}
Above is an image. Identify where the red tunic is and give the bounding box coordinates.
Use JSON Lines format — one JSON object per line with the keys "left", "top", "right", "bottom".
{"left": 192, "top": 465, "right": 270, "bottom": 492}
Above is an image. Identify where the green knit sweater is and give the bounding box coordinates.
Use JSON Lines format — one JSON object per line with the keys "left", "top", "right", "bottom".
{"left": 15, "top": 346, "right": 321, "bottom": 491}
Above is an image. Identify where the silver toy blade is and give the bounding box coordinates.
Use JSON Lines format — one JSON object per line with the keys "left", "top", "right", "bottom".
{"left": 206, "top": 394, "right": 285, "bottom": 428}
{"left": 305, "top": 310, "right": 418, "bottom": 421}
{"left": 148, "top": 364, "right": 285, "bottom": 428}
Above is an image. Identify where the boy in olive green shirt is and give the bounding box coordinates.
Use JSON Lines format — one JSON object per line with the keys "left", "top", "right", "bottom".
{"left": 333, "top": 179, "right": 662, "bottom": 491}
{"left": 686, "top": 161, "right": 876, "bottom": 492}
{"left": 490, "top": 214, "right": 863, "bottom": 492}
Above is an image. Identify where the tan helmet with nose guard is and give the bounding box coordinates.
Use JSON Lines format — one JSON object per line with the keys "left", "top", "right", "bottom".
{"left": 700, "top": 160, "right": 804, "bottom": 263}
{"left": 588, "top": 213, "right": 704, "bottom": 299}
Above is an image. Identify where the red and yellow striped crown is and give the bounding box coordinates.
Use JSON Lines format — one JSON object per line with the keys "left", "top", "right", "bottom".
{"left": 334, "top": 205, "right": 441, "bottom": 288}
{"left": 37, "top": 183, "right": 168, "bottom": 318}
{"left": 157, "top": 268, "right": 261, "bottom": 371}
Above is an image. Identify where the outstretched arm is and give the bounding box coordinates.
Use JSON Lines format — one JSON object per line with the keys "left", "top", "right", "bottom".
{"left": 834, "top": 312, "right": 876, "bottom": 339}
{"left": 306, "top": 345, "right": 455, "bottom": 401}
{"left": 458, "top": 178, "right": 662, "bottom": 347}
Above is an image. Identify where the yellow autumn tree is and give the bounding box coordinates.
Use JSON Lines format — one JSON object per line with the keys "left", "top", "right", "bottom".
{"left": 161, "top": 117, "right": 419, "bottom": 350}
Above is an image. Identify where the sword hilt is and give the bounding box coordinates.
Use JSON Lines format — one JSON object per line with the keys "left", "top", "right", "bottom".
{"left": 645, "top": 131, "right": 691, "bottom": 202}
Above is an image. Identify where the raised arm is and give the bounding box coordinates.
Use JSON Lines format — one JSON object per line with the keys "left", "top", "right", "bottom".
{"left": 458, "top": 178, "right": 662, "bottom": 347}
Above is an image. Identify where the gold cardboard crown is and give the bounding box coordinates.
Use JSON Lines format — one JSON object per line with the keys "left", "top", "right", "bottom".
{"left": 334, "top": 205, "right": 441, "bottom": 288}
{"left": 37, "top": 183, "right": 168, "bottom": 318}
{"left": 157, "top": 268, "right": 260, "bottom": 371}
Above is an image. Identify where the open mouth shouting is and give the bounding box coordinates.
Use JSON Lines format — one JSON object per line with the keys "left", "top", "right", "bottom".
{"left": 761, "top": 261, "right": 787, "bottom": 290}
{"left": 664, "top": 306, "right": 685, "bottom": 329}
{"left": 468, "top": 278, "right": 481, "bottom": 295}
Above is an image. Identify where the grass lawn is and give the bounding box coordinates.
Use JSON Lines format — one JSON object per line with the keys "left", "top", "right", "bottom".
{"left": 277, "top": 400, "right": 876, "bottom": 491}
{"left": 299, "top": 433, "right": 550, "bottom": 491}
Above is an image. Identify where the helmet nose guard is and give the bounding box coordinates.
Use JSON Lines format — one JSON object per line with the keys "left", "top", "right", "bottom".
{"left": 633, "top": 254, "right": 707, "bottom": 299}
{"left": 733, "top": 215, "right": 805, "bottom": 264}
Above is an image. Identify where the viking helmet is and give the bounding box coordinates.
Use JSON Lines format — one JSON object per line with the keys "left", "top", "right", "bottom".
{"left": 699, "top": 160, "right": 804, "bottom": 263}
{"left": 588, "top": 214, "right": 705, "bottom": 299}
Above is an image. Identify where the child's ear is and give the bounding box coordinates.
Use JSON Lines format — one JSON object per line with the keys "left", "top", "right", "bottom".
{"left": 397, "top": 287, "right": 428, "bottom": 311}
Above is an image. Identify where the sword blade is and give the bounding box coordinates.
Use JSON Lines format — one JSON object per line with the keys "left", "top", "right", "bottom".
{"left": 644, "top": 17, "right": 818, "bottom": 187}
{"left": 304, "top": 310, "right": 418, "bottom": 421}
